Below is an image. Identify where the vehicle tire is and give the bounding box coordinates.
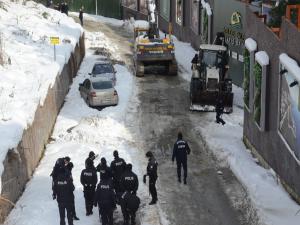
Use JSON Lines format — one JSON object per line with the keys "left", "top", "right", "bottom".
{"left": 168, "top": 60, "right": 178, "bottom": 76}
{"left": 135, "top": 62, "right": 144, "bottom": 77}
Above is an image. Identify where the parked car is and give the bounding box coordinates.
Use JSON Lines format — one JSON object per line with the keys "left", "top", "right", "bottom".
{"left": 79, "top": 77, "right": 118, "bottom": 107}
{"left": 89, "top": 61, "right": 116, "bottom": 86}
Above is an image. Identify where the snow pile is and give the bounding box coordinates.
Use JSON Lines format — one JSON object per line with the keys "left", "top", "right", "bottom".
{"left": 173, "top": 32, "right": 300, "bottom": 225}
{"left": 134, "top": 20, "right": 150, "bottom": 29}
{"left": 0, "top": 0, "right": 82, "bottom": 190}
{"left": 245, "top": 38, "right": 257, "bottom": 52}
{"left": 255, "top": 51, "right": 269, "bottom": 66}
{"left": 280, "top": 53, "right": 300, "bottom": 83}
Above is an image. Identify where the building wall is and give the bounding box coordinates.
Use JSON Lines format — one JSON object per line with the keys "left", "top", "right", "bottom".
{"left": 244, "top": 7, "right": 300, "bottom": 200}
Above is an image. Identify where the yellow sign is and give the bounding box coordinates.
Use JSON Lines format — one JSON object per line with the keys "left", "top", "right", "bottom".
{"left": 50, "top": 37, "right": 60, "bottom": 45}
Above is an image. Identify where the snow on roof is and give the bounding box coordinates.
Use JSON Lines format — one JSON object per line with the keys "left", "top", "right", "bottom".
{"left": 200, "top": 44, "right": 227, "bottom": 51}
{"left": 134, "top": 20, "right": 149, "bottom": 29}
{"left": 201, "top": 0, "right": 212, "bottom": 16}
{"left": 245, "top": 38, "right": 257, "bottom": 52}
{"left": 255, "top": 51, "right": 269, "bottom": 66}
{"left": 280, "top": 53, "right": 300, "bottom": 83}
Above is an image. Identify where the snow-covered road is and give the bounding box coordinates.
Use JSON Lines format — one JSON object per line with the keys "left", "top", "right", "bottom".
{"left": 4, "top": 12, "right": 300, "bottom": 225}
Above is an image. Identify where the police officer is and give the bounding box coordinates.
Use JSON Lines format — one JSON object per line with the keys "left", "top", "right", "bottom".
{"left": 85, "top": 151, "right": 96, "bottom": 171}
{"left": 143, "top": 151, "right": 158, "bottom": 205}
{"left": 120, "top": 164, "right": 139, "bottom": 195}
{"left": 110, "top": 150, "right": 126, "bottom": 196}
{"left": 97, "top": 157, "right": 112, "bottom": 181}
{"left": 80, "top": 160, "right": 98, "bottom": 216}
{"left": 120, "top": 191, "right": 140, "bottom": 225}
{"left": 64, "top": 157, "right": 79, "bottom": 220}
{"left": 79, "top": 6, "right": 84, "bottom": 26}
{"left": 94, "top": 174, "right": 116, "bottom": 225}
{"left": 52, "top": 167, "right": 74, "bottom": 225}
{"left": 191, "top": 53, "right": 198, "bottom": 70}
{"left": 215, "top": 97, "right": 226, "bottom": 125}
{"left": 172, "top": 132, "right": 191, "bottom": 184}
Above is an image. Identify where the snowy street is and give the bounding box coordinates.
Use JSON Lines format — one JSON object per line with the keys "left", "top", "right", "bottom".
{"left": 3, "top": 10, "right": 300, "bottom": 225}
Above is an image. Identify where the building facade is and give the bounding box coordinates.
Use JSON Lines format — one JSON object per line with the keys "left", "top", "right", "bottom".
{"left": 243, "top": 5, "right": 300, "bottom": 201}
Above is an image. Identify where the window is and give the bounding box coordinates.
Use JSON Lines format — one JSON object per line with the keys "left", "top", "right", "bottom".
{"left": 160, "top": 0, "right": 170, "bottom": 21}
{"left": 244, "top": 38, "right": 257, "bottom": 112}
{"left": 200, "top": 8, "right": 209, "bottom": 43}
{"left": 253, "top": 62, "right": 262, "bottom": 125}
{"left": 278, "top": 53, "right": 300, "bottom": 160}
{"left": 176, "top": 0, "right": 183, "bottom": 25}
{"left": 254, "top": 51, "right": 269, "bottom": 131}
{"left": 191, "top": 0, "right": 199, "bottom": 34}
{"left": 92, "top": 81, "right": 113, "bottom": 90}
{"left": 92, "top": 64, "right": 114, "bottom": 74}
{"left": 140, "top": 0, "right": 148, "bottom": 15}
{"left": 243, "top": 48, "right": 250, "bottom": 108}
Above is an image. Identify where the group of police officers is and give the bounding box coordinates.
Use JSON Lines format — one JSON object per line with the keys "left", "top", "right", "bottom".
{"left": 51, "top": 132, "right": 191, "bottom": 225}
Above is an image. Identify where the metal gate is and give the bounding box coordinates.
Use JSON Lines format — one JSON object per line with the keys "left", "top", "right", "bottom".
{"left": 53, "top": 0, "right": 121, "bottom": 19}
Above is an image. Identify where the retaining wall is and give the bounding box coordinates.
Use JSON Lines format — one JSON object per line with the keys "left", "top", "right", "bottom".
{"left": 0, "top": 34, "right": 85, "bottom": 223}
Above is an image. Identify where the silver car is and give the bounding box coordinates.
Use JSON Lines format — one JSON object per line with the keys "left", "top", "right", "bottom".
{"left": 79, "top": 77, "right": 118, "bottom": 107}
{"left": 89, "top": 61, "right": 116, "bottom": 86}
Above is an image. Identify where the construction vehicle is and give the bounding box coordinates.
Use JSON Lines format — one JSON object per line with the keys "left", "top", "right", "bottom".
{"left": 189, "top": 34, "right": 233, "bottom": 113}
{"left": 133, "top": 0, "right": 177, "bottom": 76}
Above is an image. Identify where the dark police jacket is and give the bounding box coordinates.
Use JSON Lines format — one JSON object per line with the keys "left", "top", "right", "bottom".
{"left": 120, "top": 170, "right": 139, "bottom": 193}
{"left": 53, "top": 172, "right": 75, "bottom": 204}
{"left": 147, "top": 156, "right": 158, "bottom": 179}
{"left": 110, "top": 157, "right": 126, "bottom": 180}
{"left": 120, "top": 191, "right": 140, "bottom": 213}
{"left": 80, "top": 168, "right": 98, "bottom": 188}
{"left": 94, "top": 179, "right": 116, "bottom": 209}
{"left": 172, "top": 139, "right": 191, "bottom": 162}
{"left": 96, "top": 163, "right": 112, "bottom": 181}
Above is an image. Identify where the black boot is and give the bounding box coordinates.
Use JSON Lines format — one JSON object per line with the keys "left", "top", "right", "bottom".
{"left": 178, "top": 177, "right": 181, "bottom": 183}
{"left": 184, "top": 178, "right": 187, "bottom": 185}
{"left": 73, "top": 215, "right": 80, "bottom": 220}
{"left": 149, "top": 199, "right": 157, "bottom": 205}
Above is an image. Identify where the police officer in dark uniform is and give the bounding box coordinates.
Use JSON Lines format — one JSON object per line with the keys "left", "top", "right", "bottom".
{"left": 172, "top": 132, "right": 191, "bottom": 184}
{"left": 80, "top": 160, "right": 98, "bottom": 216}
{"left": 143, "top": 151, "right": 158, "bottom": 205}
{"left": 120, "top": 191, "right": 140, "bottom": 225}
{"left": 85, "top": 151, "right": 96, "bottom": 171}
{"left": 120, "top": 164, "right": 139, "bottom": 195}
{"left": 96, "top": 157, "right": 112, "bottom": 181}
{"left": 52, "top": 167, "right": 75, "bottom": 225}
{"left": 110, "top": 150, "right": 126, "bottom": 195}
{"left": 64, "top": 157, "right": 79, "bottom": 220}
{"left": 94, "top": 174, "right": 116, "bottom": 225}
{"left": 215, "top": 97, "right": 226, "bottom": 125}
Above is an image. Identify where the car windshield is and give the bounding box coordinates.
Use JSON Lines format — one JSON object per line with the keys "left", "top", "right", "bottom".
{"left": 92, "top": 81, "right": 113, "bottom": 90}
{"left": 202, "top": 51, "right": 219, "bottom": 67}
{"left": 92, "top": 64, "right": 114, "bottom": 74}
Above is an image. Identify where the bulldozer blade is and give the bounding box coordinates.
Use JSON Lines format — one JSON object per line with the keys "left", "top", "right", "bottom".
{"left": 189, "top": 104, "right": 216, "bottom": 112}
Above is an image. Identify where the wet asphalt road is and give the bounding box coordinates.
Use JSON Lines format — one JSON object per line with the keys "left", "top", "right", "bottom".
{"left": 74, "top": 16, "right": 260, "bottom": 225}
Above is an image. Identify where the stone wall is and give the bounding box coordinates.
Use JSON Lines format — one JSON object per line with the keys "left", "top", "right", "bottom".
{"left": 0, "top": 34, "right": 85, "bottom": 223}
{"left": 244, "top": 7, "right": 300, "bottom": 202}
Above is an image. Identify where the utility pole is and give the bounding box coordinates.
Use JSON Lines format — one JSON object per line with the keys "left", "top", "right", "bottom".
{"left": 95, "top": 0, "right": 98, "bottom": 15}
